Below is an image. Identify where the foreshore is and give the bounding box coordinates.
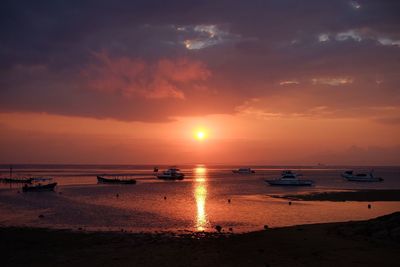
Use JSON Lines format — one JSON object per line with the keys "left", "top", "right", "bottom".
{"left": 272, "top": 189, "right": 400, "bottom": 202}
{"left": 2, "top": 212, "right": 400, "bottom": 267}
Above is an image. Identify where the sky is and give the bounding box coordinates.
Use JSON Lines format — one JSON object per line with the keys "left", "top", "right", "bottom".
{"left": 0, "top": 0, "right": 399, "bottom": 165}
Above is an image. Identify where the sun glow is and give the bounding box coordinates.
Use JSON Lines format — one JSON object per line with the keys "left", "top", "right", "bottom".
{"left": 197, "top": 131, "right": 205, "bottom": 139}
{"left": 194, "top": 129, "right": 207, "bottom": 140}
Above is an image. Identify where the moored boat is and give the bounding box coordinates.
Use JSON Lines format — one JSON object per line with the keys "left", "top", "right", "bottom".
{"left": 265, "top": 170, "right": 314, "bottom": 186}
{"left": 0, "top": 177, "right": 33, "bottom": 184}
{"left": 0, "top": 165, "right": 33, "bottom": 183}
{"left": 22, "top": 182, "right": 57, "bottom": 192}
{"left": 232, "top": 168, "right": 255, "bottom": 174}
{"left": 341, "top": 170, "right": 383, "bottom": 182}
{"left": 97, "top": 176, "right": 137, "bottom": 184}
{"left": 156, "top": 167, "right": 184, "bottom": 180}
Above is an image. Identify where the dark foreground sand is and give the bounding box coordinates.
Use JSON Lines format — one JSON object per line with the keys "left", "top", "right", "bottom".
{"left": 2, "top": 212, "right": 400, "bottom": 267}
{"left": 273, "top": 189, "right": 400, "bottom": 202}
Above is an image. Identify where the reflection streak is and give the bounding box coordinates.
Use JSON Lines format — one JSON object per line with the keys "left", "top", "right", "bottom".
{"left": 194, "top": 166, "right": 208, "bottom": 231}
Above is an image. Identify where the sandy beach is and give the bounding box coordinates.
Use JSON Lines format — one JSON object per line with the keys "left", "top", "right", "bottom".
{"left": 2, "top": 212, "right": 400, "bottom": 267}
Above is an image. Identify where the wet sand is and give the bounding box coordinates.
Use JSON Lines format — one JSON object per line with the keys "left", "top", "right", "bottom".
{"left": 2, "top": 212, "right": 399, "bottom": 267}
{"left": 273, "top": 189, "right": 400, "bottom": 202}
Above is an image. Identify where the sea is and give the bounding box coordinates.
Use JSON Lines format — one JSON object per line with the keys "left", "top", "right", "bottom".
{"left": 0, "top": 164, "right": 399, "bottom": 233}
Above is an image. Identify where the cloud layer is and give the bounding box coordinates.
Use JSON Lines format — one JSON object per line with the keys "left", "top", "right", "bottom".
{"left": 82, "top": 52, "right": 210, "bottom": 99}
{"left": 0, "top": 0, "right": 399, "bottom": 122}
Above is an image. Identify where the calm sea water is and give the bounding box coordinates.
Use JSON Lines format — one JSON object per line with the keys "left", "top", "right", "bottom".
{"left": 0, "top": 165, "right": 399, "bottom": 232}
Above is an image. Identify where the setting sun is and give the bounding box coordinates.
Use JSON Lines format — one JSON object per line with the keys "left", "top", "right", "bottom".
{"left": 193, "top": 127, "right": 208, "bottom": 141}
{"left": 196, "top": 131, "right": 205, "bottom": 140}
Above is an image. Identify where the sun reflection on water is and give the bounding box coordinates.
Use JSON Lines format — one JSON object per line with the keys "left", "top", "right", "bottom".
{"left": 194, "top": 166, "right": 208, "bottom": 231}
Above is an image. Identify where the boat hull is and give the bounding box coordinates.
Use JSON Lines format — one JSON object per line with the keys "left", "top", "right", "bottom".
{"left": 1, "top": 178, "right": 33, "bottom": 184}
{"left": 22, "top": 182, "right": 57, "bottom": 192}
{"left": 343, "top": 177, "right": 383, "bottom": 182}
{"left": 265, "top": 180, "right": 314, "bottom": 186}
{"left": 97, "top": 176, "right": 136, "bottom": 184}
{"left": 157, "top": 175, "right": 184, "bottom": 180}
{"left": 341, "top": 173, "right": 383, "bottom": 182}
{"left": 232, "top": 170, "right": 255, "bottom": 174}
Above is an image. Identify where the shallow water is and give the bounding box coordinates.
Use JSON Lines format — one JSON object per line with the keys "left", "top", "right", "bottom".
{"left": 0, "top": 165, "right": 399, "bottom": 232}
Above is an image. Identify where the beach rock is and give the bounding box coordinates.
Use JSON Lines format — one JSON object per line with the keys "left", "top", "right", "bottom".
{"left": 215, "top": 225, "right": 222, "bottom": 233}
{"left": 264, "top": 225, "right": 269, "bottom": 230}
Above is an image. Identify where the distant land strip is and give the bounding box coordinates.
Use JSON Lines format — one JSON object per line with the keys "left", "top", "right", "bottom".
{"left": 271, "top": 189, "right": 400, "bottom": 202}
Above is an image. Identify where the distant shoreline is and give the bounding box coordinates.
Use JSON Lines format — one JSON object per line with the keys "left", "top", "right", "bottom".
{"left": 1, "top": 212, "right": 399, "bottom": 266}
{"left": 1, "top": 164, "right": 400, "bottom": 169}
{"left": 272, "top": 189, "right": 400, "bottom": 202}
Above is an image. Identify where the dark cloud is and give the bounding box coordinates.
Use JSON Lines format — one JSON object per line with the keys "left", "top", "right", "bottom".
{"left": 1, "top": 0, "right": 400, "bottom": 121}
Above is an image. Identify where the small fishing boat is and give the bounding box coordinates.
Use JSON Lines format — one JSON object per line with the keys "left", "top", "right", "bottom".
{"left": 0, "top": 165, "right": 33, "bottom": 183}
{"left": 97, "top": 176, "right": 137, "bottom": 184}
{"left": 232, "top": 168, "right": 255, "bottom": 174}
{"left": 22, "top": 182, "right": 57, "bottom": 192}
{"left": 265, "top": 170, "right": 314, "bottom": 186}
{"left": 341, "top": 170, "right": 383, "bottom": 182}
{"left": 0, "top": 177, "right": 33, "bottom": 184}
{"left": 156, "top": 167, "right": 184, "bottom": 180}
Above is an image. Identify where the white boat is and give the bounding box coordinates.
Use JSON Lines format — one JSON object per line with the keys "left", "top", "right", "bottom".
{"left": 232, "top": 168, "right": 255, "bottom": 174}
{"left": 341, "top": 170, "right": 383, "bottom": 182}
{"left": 156, "top": 167, "right": 185, "bottom": 180}
{"left": 265, "top": 170, "right": 314, "bottom": 186}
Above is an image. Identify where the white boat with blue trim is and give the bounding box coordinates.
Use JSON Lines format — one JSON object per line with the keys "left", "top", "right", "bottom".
{"left": 265, "top": 170, "right": 314, "bottom": 186}
{"left": 156, "top": 167, "right": 185, "bottom": 180}
{"left": 341, "top": 170, "right": 383, "bottom": 182}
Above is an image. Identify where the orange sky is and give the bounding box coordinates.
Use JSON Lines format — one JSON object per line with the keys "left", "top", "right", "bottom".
{"left": 1, "top": 112, "right": 399, "bottom": 165}
{"left": 1, "top": 1, "right": 399, "bottom": 165}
